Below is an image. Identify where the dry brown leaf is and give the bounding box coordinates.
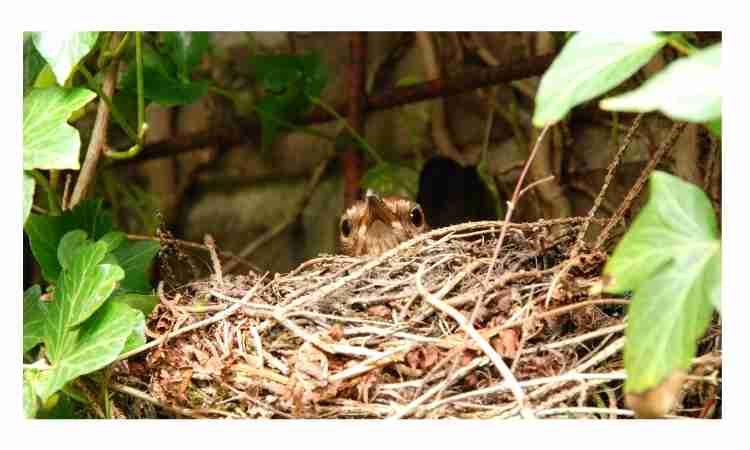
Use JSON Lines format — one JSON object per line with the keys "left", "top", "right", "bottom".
{"left": 368, "top": 305, "right": 392, "bottom": 318}
{"left": 626, "top": 370, "right": 687, "bottom": 418}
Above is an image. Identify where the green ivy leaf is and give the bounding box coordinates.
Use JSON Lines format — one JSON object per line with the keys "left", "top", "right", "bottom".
{"left": 251, "top": 53, "right": 328, "bottom": 151}
{"left": 23, "top": 86, "right": 97, "bottom": 171}
{"left": 601, "top": 44, "right": 721, "bottom": 123}
{"left": 98, "top": 231, "right": 127, "bottom": 253}
{"left": 24, "top": 199, "right": 115, "bottom": 283}
{"left": 23, "top": 172, "right": 35, "bottom": 225}
{"left": 23, "top": 368, "right": 43, "bottom": 418}
{"left": 31, "top": 32, "right": 99, "bottom": 85}
{"left": 57, "top": 230, "right": 89, "bottom": 270}
{"left": 167, "top": 32, "right": 210, "bottom": 80}
{"left": 23, "top": 285, "right": 46, "bottom": 353}
{"left": 37, "top": 301, "right": 138, "bottom": 401}
{"left": 124, "top": 66, "right": 210, "bottom": 107}
{"left": 121, "top": 43, "right": 209, "bottom": 107}
{"left": 47, "top": 234, "right": 125, "bottom": 336}
{"left": 603, "top": 171, "right": 720, "bottom": 393}
{"left": 120, "top": 308, "right": 146, "bottom": 354}
{"left": 706, "top": 118, "right": 721, "bottom": 137}
{"left": 111, "top": 240, "right": 160, "bottom": 294}
{"left": 533, "top": 32, "right": 667, "bottom": 127}
{"left": 361, "top": 162, "right": 419, "bottom": 200}
{"left": 24, "top": 35, "right": 47, "bottom": 97}
{"left": 112, "top": 293, "right": 159, "bottom": 316}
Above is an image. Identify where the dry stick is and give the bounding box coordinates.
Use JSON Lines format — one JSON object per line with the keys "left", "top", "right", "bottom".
{"left": 413, "top": 259, "right": 534, "bottom": 419}
{"left": 328, "top": 343, "right": 417, "bottom": 383}
{"left": 204, "top": 234, "right": 223, "bottom": 286}
{"left": 595, "top": 122, "right": 687, "bottom": 250}
{"left": 423, "top": 371, "right": 627, "bottom": 412}
{"left": 266, "top": 218, "right": 601, "bottom": 333}
{"left": 126, "top": 234, "right": 260, "bottom": 272}
{"left": 224, "top": 159, "right": 329, "bottom": 272}
{"left": 484, "top": 124, "right": 552, "bottom": 285}
{"left": 501, "top": 336, "right": 626, "bottom": 418}
{"left": 271, "top": 311, "right": 384, "bottom": 357}
{"left": 414, "top": 260, "right": 486, "bottom": 397}
{"left": 69, "top": 33, "right": 122, "bottom": 208}
{"left": 109, "top": 382, "right": 238, "bottom": 418}
{"left": 116, "top": 274, "right": 267, "bottom": 362}
{"left": 391, "top": 355, "right": 488, "bottom": 419}
{"left": 571, "top": 113, "right": 644, "bottom": 256}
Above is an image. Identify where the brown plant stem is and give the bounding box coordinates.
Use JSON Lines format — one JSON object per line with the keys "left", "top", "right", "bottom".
{"left": 69, "top": 33, "right": 122, "bottom": 208}
{"left": 342, "top": 32, "right": 367, "bottom": 207}
{"left": 120, "top": 52, "right": 557, "bottom": 166}
{"left": 484, "top": 125, "right": 552, "bottom": 285}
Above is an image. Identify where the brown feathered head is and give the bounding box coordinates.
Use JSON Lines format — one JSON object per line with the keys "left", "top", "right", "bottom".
{"left": 339, "top": 190, "right": 429, "bottom": 256}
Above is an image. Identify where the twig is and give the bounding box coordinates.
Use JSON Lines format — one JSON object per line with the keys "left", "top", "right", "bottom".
{"left": 109, "top": 382, "right": 238, "bottom": 418}
{"left": 414, "top": 258, "right": 534, "bottom": 419}
{"left": 116, "top": 274, "right": 267, "bottom": 362}
{"left": 595, "top": 122, "right": 687, "bottom": 250}
{"left": 484, "top": 124, "right": 552, "bottom": 285}
{"left": 329, "top": 343, "right": 417, "bottom": 383}
{"left": 126, "top": 234, "right": 261, "bottom": 273}
{"left": 571, "top": 113, "right": 644, "bottom": 256}
{"left": 204, "top": 234, "right": 223, "bottom": 287}
{"left": 390, "top": 356, "right": 487, "bottom": 419}
{"left": 121, "top": 53, "right": 557, "bottom": 167}
{"left": 425, "top": 371, "right": 627, "bottom": 412}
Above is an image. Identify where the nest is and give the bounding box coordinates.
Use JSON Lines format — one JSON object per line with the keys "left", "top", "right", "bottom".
{"left": 110, "top": 218, "right": 720, "bottom": 419}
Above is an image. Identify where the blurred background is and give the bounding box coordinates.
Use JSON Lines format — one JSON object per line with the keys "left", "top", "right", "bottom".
{"left": 24, "top": 31, "right": 723, "bottom": 280}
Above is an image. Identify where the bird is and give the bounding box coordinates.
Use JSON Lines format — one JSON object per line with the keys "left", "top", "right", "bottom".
{"left": 339, "top": 190, "right": 429, "bottom": 256}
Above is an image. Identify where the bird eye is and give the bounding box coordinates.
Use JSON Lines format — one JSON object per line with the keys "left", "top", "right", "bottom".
{"left": 409, "top": 206, "right": 424, "bottom": 227}
{"left": 341, "top": 218, "right": 352, "bottom": 237}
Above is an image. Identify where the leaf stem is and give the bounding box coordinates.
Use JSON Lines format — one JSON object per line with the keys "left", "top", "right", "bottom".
{"left": 98, "top": 32, "right": 131, "bottom": 69}
{"left": 29, "top": 170, "right": 61, "bottom": 215}
{"left": 309, "top": 96, "right": 383, "bottom": 163}
{"left": 103, "top": 32, "right": 147, "bottom": 161}
{"left": 208, "top": 86, "right": 339, "bottom": 144}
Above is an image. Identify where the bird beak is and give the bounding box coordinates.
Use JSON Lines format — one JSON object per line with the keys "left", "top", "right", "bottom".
{"left": 365, "top": 190, "right": 397, "bottom": 225}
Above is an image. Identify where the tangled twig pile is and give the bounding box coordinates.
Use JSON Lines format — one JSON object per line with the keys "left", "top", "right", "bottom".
{"left": 109, "top": 217, "right": 720, "bottom": 419}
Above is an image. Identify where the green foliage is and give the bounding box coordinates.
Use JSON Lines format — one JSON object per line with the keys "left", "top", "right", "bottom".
{"left": 112, "top": 293, "right": 159, "bottom": 316}
{"left": 120, "top": 34, "right": 211, "bottom": 107}
{"left": 31, "top": 32, "right": 99, "bottom": 85}
{"left": 26, "top": 230, "right": 147, "bottom": 403}
{"left": 25, "top": 200, "right": 115, "bottom": 282}
{"left": 533, "top": 32, "right": 667, "bottom": 127}
{"left": 601, "top": 44, "right": 721, "bottom": 124}
{"left": 163, "top": 32, "right": 210, "bottom": 81}
{"left": 23, "top": 368, "right": 43, "bottom": 418}
{"left": 23, "top": 285, "right": 46, "bottom": 353}
{"left": 23, "top": 86, "right": 97, "bottom": 171}
{"left": 111, "top": 240, "right": 161, "bottom": 294}
{"left": 706, "top": 118, "right": 721, "bottom": 137}
{"left": 250, "top": 53, "right": 328, "bottom": 151}
{"left": 38, "top": 300, "right": 139, "bottom": 401}
{"left": 50, "top": 232, "right": 125, "bottom": 329}
{"left": 604, "top": 171, "right": 720, "bottom": 393}
{"left": 23, "top": 34, "right": 47, "bottom": 96}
